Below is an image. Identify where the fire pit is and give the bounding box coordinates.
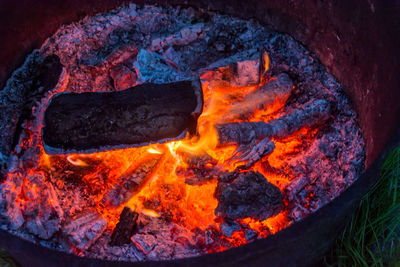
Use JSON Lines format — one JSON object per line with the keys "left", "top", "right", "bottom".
{"left": 0, "top": 0, "right": 399, "bottom": 266}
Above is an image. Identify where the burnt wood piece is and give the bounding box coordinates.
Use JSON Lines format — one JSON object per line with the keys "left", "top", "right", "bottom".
{"left": 62, "top": 210, "right": 107, "bottom": 251}
{"left": 109, "top": 207, "right": 139, "bottom": 246}
{"left": 175, "top": 150, "right": 222, "bottom": 186}
{"left": 214, "top": 171, "right": 283, "bottom": 220}
{"left": 102, "top": 155, "right": 162, "bottom": 208}
{"left": 216, "top": 99, "right": 331, "bottom": 145}
{"left": 42, "top": 80, "right": 203, "bottom": 154}
{"left": 221, "top": 73, "right": 293, "bottom": 122}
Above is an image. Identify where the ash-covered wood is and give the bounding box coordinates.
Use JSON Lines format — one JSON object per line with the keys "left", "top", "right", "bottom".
{"left": 217, "top": 99, "right": 331, "bottom": 145}
{"left": 42, "top": 79, "right": 203, "bottom": 154}
{"left": 62, "top": 210, "right": 107, "bottom": 251}
{"left": 110, "top": 207, "right": 138, "bottom": 246}
{"left": 221, "top": 73, "right": 293, "bottom": 122}
{"left": 102, "top": 155, "right": 162, "bottom": 208}
{"left": 214, "top": 171, "right": 283, "bottom": 220}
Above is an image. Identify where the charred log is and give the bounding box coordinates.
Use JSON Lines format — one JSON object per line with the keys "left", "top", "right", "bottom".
{"left": 102, "top": 155, "right": 162, "bottom": 208}
{"left": 214, "top": 171, "right": 283, "bottom": 220}
{"left": 110, "top": 207, "right": 139, "bottom": 246}
{"left": 42, "top": 80, "right": 203, "bottom": 154}
{"left": 217, "top": 99, "right": 331, "bottom": 145}
{"left": 217, "top": 99, "right": 331, "bottom": 168}
{"left": 221, "top": 73, "right": 293, "bottom": 122}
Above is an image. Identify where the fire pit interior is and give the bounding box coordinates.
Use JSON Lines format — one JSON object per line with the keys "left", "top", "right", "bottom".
{"left": 0, "top": 4, "right": 366, "bottom": 262}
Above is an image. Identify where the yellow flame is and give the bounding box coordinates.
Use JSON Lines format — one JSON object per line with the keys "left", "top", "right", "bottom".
{"left": 141, "top": 208, "right": 161, "bottom": 218}
{"left": 66, "top": 155, "right": 89, "bottom": 167}
{"left": 147, "top": 147, "right": 163, "bottom": 154}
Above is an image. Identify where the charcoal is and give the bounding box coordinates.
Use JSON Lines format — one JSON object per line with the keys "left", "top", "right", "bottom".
{"left": 201, "top": 58, "right": 260, "bottom": 88}
{"left": 134, "top": 49, "right": 191, "bottom": 83}
{"left": 214, "top": 171, "right": 284, "bottom": 220}
{"left": 0, "top": 52, "right": 63, "bottom": 179}
{"left": 109, "top": 64, "right": 138, "bottom": 90}
{"left": 244, "top": 229, "right": 259, "bottom": 241}
{"left": 0, "top": 179, "right": 24, "bottom": 230}
{"left": 79, "top": 44, "right": 138, "bottom": 69}
{"left": 42, "top": 79, "right": 203, "bottom": 154}
{"left": 219, "top": 219, "right": 241, "bottom": 238}
{"left": 110, "top": 207, "right": 139, "bottom": 246}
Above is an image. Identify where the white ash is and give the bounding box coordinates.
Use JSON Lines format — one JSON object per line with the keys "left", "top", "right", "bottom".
{"left": 0, "top": 3, "right": 365, "bottom": 263}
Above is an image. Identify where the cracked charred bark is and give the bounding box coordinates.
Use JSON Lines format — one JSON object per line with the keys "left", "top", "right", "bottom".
{"left": 42, "top": 80, "right": 203, "bottom": 154}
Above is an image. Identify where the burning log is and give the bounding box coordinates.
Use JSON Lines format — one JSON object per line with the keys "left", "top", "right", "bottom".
{"left": 214, "top": 171, "right": 283, "bottom": 221}
{"left": 221, "top": 73, "right": 293, "bottom": 122}
{"left": 102, "top": 155, "right": 162, "bottom": 208}
{"left": 216, "top": 99, "right": 331, "bottom": 167}
{"left": 110, "top": 207, "right": 139, "bottom": 246}
{"left": 42, "top": 80, "right": 203, "bottom": 154}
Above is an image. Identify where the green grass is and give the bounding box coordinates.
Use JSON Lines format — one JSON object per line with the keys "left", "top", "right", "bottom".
{"left": 326, "top": 147, "right": 400, "bottom": 267}
{"left": 0, "top": 248, "right": 20, "bottom": 267}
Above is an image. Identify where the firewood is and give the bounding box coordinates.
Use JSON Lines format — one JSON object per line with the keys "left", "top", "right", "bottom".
{"left": 62, "top": 210, "right": 107, "bottom": 251}
{"left": 102, "top": 155, "right": 162, "bottom": 208}
{"left": 217, "top": 99, "right": 331, "bottom": 167}
{"left": 42, "top": 79, "right": 203, "bottom": 154}
{"left": 220, "top": 73, "right": 293, "bottom": 122}
{"left": 214, "top": 171, "right": 283, "bottom": 220}
{"left": 110, "top": 207, "right": 139, "bottom": 246}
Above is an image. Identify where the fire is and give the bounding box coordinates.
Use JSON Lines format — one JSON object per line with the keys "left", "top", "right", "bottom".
{"left": 12, "top": 51, "right": 320, "bottom": 252}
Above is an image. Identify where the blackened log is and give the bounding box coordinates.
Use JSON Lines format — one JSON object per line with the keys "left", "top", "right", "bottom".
{"left": 42, "top": 80, "right": 203, "bottom": 154}
{"left": 110, "top": 207, "right": 139, "bottom": 246}
{"left": 214, "top": 171, "right": 283, "bottom": 220}
{"left": 221, "top": 73, "right": 293, "bottom": 122}
{"left": 216, "top": 99, "right": 331, "bottom": 145}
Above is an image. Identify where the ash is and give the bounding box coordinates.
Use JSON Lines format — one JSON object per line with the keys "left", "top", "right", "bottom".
{"left": 0, "top": 3, "right": 365, "bottom": 262}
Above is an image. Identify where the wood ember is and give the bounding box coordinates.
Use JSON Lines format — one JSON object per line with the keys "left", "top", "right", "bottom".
{"left": 217, "top": 99, "right": 331, "bottom": 145}
{"left": 42, "top": 79, "right": 203, "bottom": 154}
{"left": 175, "top": 150, "right": 222, "bottom": 185}
{"left": 219, "top": 219, "right": 241, "bottom": 238}
{"left": 62, "top": 210, "right": 107, "bottom": 251}
{"left": 102, "top": 155, "right": 162, "bottom": 208}
{"left": 214, "top": 171, "right": 284, "bottom": 220}
{"left": 110, "top": 207, "right": 139, "bottom": 246}
{"left": 202, "top": 59, "right": 261, "bottom": 88}
{"left": 221, "top": 73, "right": 293, "bottom": 122}
{"left": 109, "top": 64, "right": 138, "bottom": 90}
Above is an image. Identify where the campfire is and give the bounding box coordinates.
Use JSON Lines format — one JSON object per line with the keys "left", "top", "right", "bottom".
{"left": 0, "top": 4, "right": 365, "bottom": 261}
